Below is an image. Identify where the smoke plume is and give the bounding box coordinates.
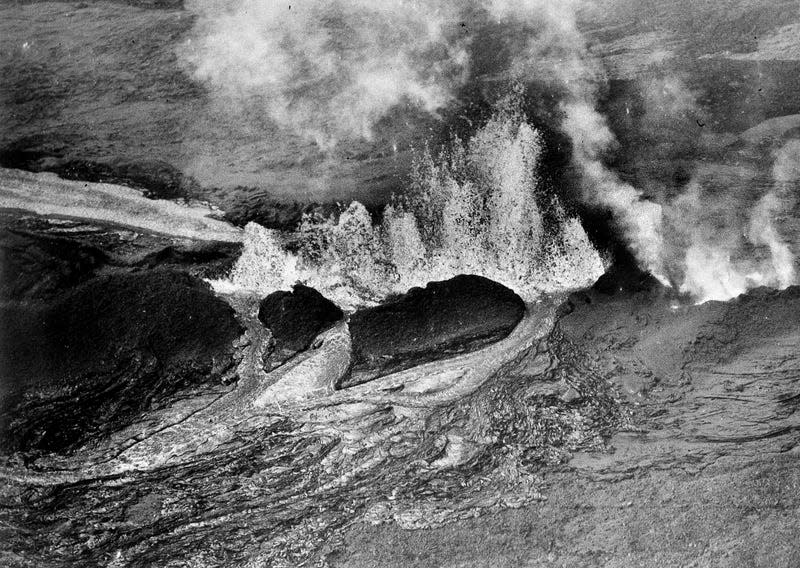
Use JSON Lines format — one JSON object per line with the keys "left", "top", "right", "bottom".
{"left": 186, "top": 1, "right": 797, "bottom": 303}
{"left": 660, "top": 138, "right": 798, "bottom": 303}
{"left": 182, "top": 0, "right": 599, "bottom": 148}
{"left": 182, "top": 0, "right": 469, "bottom": 148}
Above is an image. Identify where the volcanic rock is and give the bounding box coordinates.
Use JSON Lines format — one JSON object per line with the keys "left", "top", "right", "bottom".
{"left": 0, "top": 228, "right": 108, "bottom": 300}
{"left": 137, "top": 241, "right": 242, "bottom": 279}
{"left": 0, "top": 270, "right": 243, "bottom": 453}
{"left": 0, "top": 214, "right": 244, "bottom": 291}
{"left": 591, "top": 249, "right": 669, "bottom": 298}
{"left": 559, "top": 252, "right": 673, "bottom": 319}
{"left": 343, "top": 274, "right": 526, "bottom": 387}
{"left": 257, "top": 283, "right": 344, "bottom": 368}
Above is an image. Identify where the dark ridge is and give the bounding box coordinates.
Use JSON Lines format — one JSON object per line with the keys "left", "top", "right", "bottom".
{"left": 53, "top": 159, "right": 194, "bottom": 200}
{"left": 0, "top": 146, "right": 52, "bottom": 172}
{"left": 0, "top": 217, "right": 244, "bottom": 296}
{"left": 257, "top": 284, "right": 344, "bottom": 369}
{"left": 0, "top": 270, "right": 243, "bottom": 454}
{"left": 592, "top": 255, "right": 667, "bottom": 297}
{"left": 135, "top": 241, "right": 242, "bottom": 279}
{"left": 344, "top": 275, "right": 525, "bottom": 388}
{"left": 558, "top": 248, "right": 675, "bottom": 320}
{"left": 0, "top": 228, "right": 109, "bottom": 301}
{"left": 221, "top": 197, "right": 342, "bottom": 231}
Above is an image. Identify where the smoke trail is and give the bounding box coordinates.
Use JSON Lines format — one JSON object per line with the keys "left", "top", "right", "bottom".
{"left": 561, "top": 101, "right": 667, "bottom": 281}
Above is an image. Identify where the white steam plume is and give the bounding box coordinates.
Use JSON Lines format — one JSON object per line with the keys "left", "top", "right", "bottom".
{"left": 187, "top": 0, "right": 796, "bottom": 304}
{"left": 182, "top": 0, "right": 469, "bottom": 148}
{"left": 561, "top": 101, "right": 666, "bottom": 281}
{"left": 673, "top": 141, "right": 798, "bottom": 302}
{"left": 492, "top": 0, "right": 668, "bottom": 281}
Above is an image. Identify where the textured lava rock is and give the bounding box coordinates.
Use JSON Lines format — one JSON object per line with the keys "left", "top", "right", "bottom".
{"left": 0, "top": 217, "right": 244, "bottom": 298}
{"left": 591, "top": 249, "right": 669, "bottom": 298}
{"left": 0, "top": 228, "right": 108, "bottom": 300}
{"left": 0, "top": 270, "right": 244, "bottom": 453}
{"left": 344, "top": 275, "right": 526, "bottom": 387}
{"left": 559, "top": 252, "right": 673, "bottom": 319}
{"left": 137, "top": 241, "right": 242, "bottom": 279}
{"left": 257, "top": 283, "right": 344, "bottom": 368}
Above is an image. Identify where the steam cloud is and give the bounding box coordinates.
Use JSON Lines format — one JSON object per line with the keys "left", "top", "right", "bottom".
{"left": 670, "top": 141, "right": 798, "bottom": 302}
{"left": 183, "top": 0, "right": 595, "bottom": 147}
{"left": 183, "top": 0, "right": 470, "bottom": 148}
{"left": 186, "top": 0, "right": 797, "bottom": 302}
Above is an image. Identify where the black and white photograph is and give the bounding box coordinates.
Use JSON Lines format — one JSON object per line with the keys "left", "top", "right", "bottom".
{"left": 1, "top": 0, "right": 799, "bottom": 566}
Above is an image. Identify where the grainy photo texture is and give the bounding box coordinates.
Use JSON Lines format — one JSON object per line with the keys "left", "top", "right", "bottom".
{"left": 1, "top": 1, "right": 799, "bottom": 566}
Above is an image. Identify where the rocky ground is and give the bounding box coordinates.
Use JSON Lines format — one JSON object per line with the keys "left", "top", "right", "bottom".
{"left": 0, "top": 211, "right": 243, "bottom": 454}
{"left": 333, "top": 281, "right": 800, "bottom": 567}
{"left": 0, "top": 212, "right": 797, "bottom": 567}
{"left": 2, "top": 1, "right": 799, "bottom": 565}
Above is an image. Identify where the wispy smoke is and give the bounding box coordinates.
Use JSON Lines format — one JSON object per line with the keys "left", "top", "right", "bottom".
{"left": 186, "top": 0, "right": 797, "bottom": 302}
{"left": 561, "top": 100, "right": 667, "bottom": 280}
{"left": 182, "top": 0, "right": 470, "bottom": 148}
{"left": 667, "top": 140, "right": 798, "bottom": 302}
{"left": 182, "top": 0, "right": 597, "bottom": 148}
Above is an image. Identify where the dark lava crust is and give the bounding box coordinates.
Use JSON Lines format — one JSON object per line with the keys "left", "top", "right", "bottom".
{"left": 258, "top": 283, "right": 345, "bottom": 369}
{"left": 1, "top": 218, "right": 799, "bottom": 568}
{"left": 0, "top": 216, "right": 244, "bottom": 454}
{"left": 344, "top": 274, "right": 526, "bottom": 387}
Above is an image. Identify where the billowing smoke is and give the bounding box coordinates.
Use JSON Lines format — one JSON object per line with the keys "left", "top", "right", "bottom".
{"left": 182, "top": 0, "right": 470, "bottom": 148}
{"left": 182, "top": 0, "right": 598, "bottom": 148}
{"left": 670, "top": 141, "right": 798, "bottom": 302}
{"left": 561, "top": 100, "right": 667, "bottom": 281}
{"left": 187, "top": 0, "right": 797, "bottom": 303}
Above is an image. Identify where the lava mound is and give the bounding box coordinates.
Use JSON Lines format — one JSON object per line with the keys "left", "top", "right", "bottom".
{"left": 137, "top": 241, "right": 242, "bottom": 279}
{"left": 258, "top": 283, "right": 345, "bottom": 368}
{"left": 0, "top": 270, "right": 243, "bottom": 453}
{"left": 344, "top": 274, "right": 526, "bottom": 387}
{"left": 0, "top": 228, "right": 108, "bottom": 300}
